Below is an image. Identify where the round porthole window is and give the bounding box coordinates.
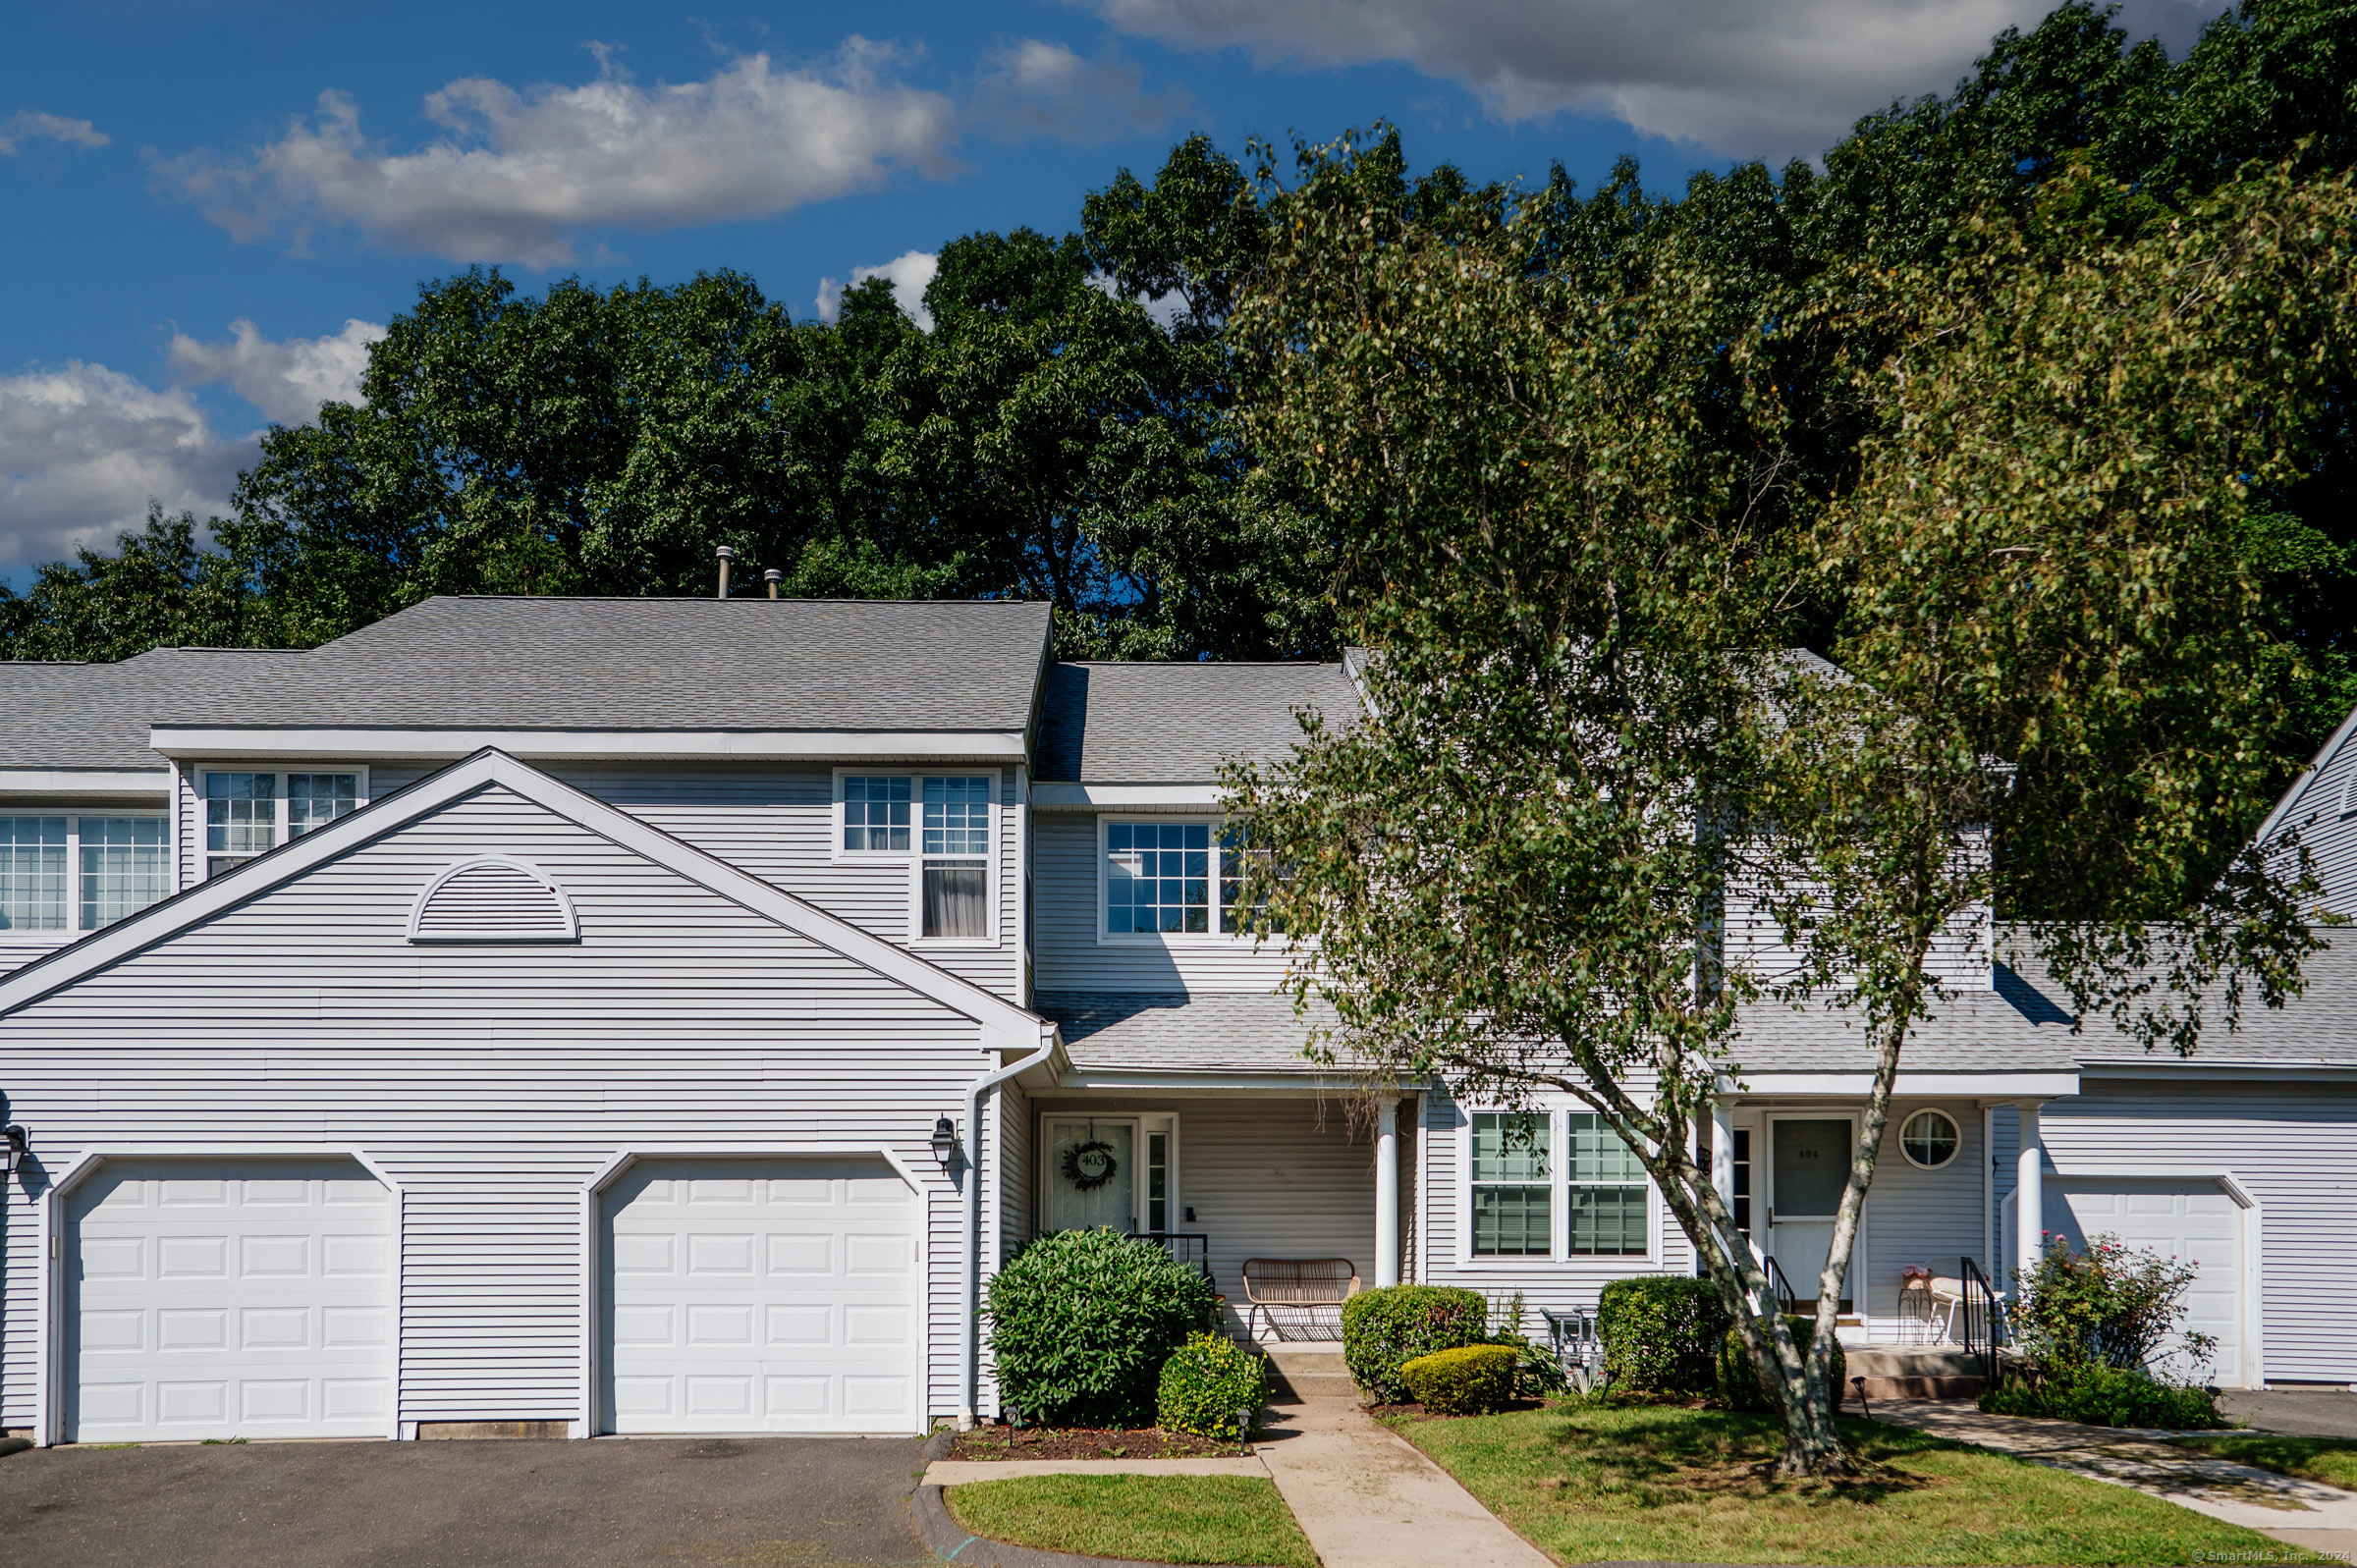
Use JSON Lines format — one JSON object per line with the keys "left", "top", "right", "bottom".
{"left": 1900, "top": 1109, "right": 1960, "bottom": 1170}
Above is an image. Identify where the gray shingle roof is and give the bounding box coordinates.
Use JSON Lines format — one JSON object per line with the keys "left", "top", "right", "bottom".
{"left": 1035, "top": 661, "right": 1362, "bottom": 782}
{"left": 160, "top": 597, "right": 1054, "bottom": 732}
{"left": 0, "top": 649, "right": 308, "bottom": 771}
{"left": 1038, "top": 991, "right": 1343, "bottom": 1072}
{"left": 1726, "top": 966, "right": 2084, "bottom": 1075}
{"left": 2002, "top": 930, "right": 2357, "bottom": 1069}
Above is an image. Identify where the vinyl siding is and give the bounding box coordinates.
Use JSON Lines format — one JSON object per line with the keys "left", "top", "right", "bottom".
{"left": 2030, "top": 1081, "right": 2357, "bottom": 1384}
{"left": 1029, "top": 1095, "right": 1374, "bottom": 1338}
{"left": 1031, "top": 815, "right": 1297, "bottom": 994}
{"left": 0, "top": 783, "right": 993, "bottom": 1430}
{"left": 178, "top": 758, "right": 1023, "bottom": 1000}
{"left": 1851, "top": 1102, "right": 1990, "bottom": 1327}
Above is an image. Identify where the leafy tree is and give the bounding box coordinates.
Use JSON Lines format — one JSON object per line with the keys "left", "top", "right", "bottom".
{"left": 0, "top": 508, "right": 253, "bottom": 660}
{"left": 1224, "top": 130, "right": 2352, "bottom": 1473}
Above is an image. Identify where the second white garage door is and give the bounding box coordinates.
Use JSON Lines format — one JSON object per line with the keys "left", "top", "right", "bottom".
{"left": 598, "top": 1157, "right": 921, "bottom": 1434}
{"left": 2051, "top": 1176, "right": 2251, "bottom": 1387}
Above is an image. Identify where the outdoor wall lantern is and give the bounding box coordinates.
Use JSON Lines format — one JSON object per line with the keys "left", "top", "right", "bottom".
{"left": 3, "top": 1125, "right": 27, "bottom": 1176}
{"left": 930, "top": 1116, "right": 958, "bottom": 1163}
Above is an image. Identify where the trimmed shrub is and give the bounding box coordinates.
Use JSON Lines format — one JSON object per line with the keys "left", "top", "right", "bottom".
{"left": 1598, "top": 1277, "right": 1733, "bottom": 1395}
{"left": 1716, "top": 1316, "right": 1846, "bottom": 1414}
{"left": 986, "top": 1228, "right": 1219, "bottom": 1427}
{"left": 1342, "top": 1285, "right": 1490, "bottom": 1404}
{"left": 1979, "top": 1363, "right": 2226, "bottom": 1429}
{"left": 1158, "top": 1332, "right": 1273, "bottom": 1437}
{"left": 1401, "top": 1345, "right": 1518, "bottom": 1416}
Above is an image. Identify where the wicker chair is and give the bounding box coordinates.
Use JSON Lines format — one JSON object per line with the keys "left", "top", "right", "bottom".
{"left": 1240, "top": 1258, "right": 1361, "bottom": 1341}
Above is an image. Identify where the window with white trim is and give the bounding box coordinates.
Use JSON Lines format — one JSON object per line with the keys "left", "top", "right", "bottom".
{"left": 1564, "top": 1112, "right": 1649, "bottom": 1256}
{"left": 1470, "top": 1111, "right": 1551, "bottom": 1257}
{"left": 837, "top": 773, "right": 995, "bottom": 942}
{"left": 1103, "top": 821, "right": 1275, "bottom": 938}
{"left": 0, "top": 814, "right": 169, "bottom": 932}
{"left": 201, "top": 770, "right": 362, "bottom": 879}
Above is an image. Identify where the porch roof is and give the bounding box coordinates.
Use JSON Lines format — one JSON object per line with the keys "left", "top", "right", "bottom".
{"left": 1035, "top": 991, "right": 1338, "bottom": 1073}
{"left": 1726, "top": 962, "right": 2082, "bottom": 1076}
{"left": 2007, "top": 929, "right": 2357, "bottom": 1071}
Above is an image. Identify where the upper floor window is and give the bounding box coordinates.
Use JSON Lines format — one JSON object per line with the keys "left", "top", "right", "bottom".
{"left": 203, "top": 770, "right": 362, "bottom": 879}
{"left": 0, "top": 814, "right": 168, "bottom": 933}
{"left": 1103, "top": 820, "right": 1272, "bottom": 939}
{"left": 837, "top": 773, "right": 995, "bottom": 943}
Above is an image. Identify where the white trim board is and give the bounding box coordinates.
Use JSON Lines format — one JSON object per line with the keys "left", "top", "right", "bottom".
{"left": 148, "top": 728, "right": 1030, "bottom": 763}
{"left": 0, "top": 769, "right": 172, "bottom": 798}
{"left": 0, "top": 747, "right": 1054, "bottom": 1059}
{"left": 1732, "top": 1071, "right": 2080, "bottom": 1099}
{"left": 1031, "top": 784, "right": 1228, "bottom": 809}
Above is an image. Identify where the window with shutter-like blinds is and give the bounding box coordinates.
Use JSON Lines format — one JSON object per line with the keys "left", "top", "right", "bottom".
{"left": 407, "top": 856, "right": 578, "bottom": 943}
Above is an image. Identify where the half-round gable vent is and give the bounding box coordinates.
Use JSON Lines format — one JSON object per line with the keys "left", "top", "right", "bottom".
{"left": 407, "top": 856, "right": 578, "bottom": 944}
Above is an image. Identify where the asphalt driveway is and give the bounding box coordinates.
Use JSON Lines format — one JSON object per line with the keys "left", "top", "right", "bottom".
{"left": 0, "top": 1434, "right": 932, "bottom": 1568}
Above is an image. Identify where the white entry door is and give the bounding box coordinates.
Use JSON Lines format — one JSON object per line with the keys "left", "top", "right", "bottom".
{"left": 66, "top": 1158, "right": 395, "bottom": 1442}
{"left": 1767, "top": 1117, "right": 1857, "bottom": 1311}
{"left": 599, "top": 1157, "right": 921, "bottom": 1434}
{"left": 2049, "top": 1177, "right": 2249, "bottom": 1386}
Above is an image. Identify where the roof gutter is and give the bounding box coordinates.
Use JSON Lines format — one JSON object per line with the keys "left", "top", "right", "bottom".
{"left": 960, "top": 1024, "right": 1060, "bottom": 1431}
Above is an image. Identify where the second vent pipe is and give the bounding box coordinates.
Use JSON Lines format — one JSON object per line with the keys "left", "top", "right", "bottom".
{"left": 715, "top": 545, "right": 735, "bottom": 598}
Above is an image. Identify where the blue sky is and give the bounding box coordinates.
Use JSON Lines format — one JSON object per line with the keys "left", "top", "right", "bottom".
{"left": 0, "top": 0, "right": 2224, "bottom": 590}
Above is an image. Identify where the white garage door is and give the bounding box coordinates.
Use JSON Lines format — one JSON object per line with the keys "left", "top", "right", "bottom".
{"left": 2051, "top": 1177, "right": 2249, "bottom": 1387}
{"left": 66, "top": 1159, "right": 395, "bottom": 1442}
{"left": 599, "top": 1157, "right": 921, "bottom": 1434}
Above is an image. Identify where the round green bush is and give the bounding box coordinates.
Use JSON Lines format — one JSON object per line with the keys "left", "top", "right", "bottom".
{"left": 1400, "top": 1345, "right": 1517, "bottom": 1416}
{"left": 1341, "top": 1284, "right": 1490, "bottom": 1404}
{"left": 1597, "top": 1276, "right": 1733, "bottom": 1394}
{"left": 1716, "top": 1316, "right": 1845, "bottom": 1414}
{"left": 986, "top": 1228, "right": 1219, "bottom": 1427}
{"left": 1157, "top": 1331, "right": 1272, "bottom": 1437}
{"left": 1978, "top": 1363, "right": 2225, "bottom": 1429}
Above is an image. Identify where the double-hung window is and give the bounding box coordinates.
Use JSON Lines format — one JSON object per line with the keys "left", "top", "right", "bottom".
{"left": 1564, "top": 1112, "right": 1649, "bottom": 1255}
{"left": 0, "top": 815, "right": 168, "bottom": 933}
{"left": 1470, "top": 1111, "right": 1552, "bottom": 1257}
{"left": 839, "top": 773, "right": 994, "bottom": 941}
{"left": 202, "top": 770, "right": 362, "bottom": 879}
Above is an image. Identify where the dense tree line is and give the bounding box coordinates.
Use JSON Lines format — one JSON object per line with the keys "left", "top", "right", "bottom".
{"left": 4, "top": 0, "right": 2349, "bottom": 745}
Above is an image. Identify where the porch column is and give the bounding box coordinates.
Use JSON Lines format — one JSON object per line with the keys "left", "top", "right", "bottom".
{"left": 1374, "top": 1099, "right": 1400, "bottom": 1288}
{"left": 1710, "top": 1100, "right": 1736, "bottom": 1214}
{"left": 2014, "top": 1100, "right": 2045, "bottom": 1294}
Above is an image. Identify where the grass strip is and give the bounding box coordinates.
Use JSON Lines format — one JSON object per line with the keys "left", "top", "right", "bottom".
{"left": 943, "top": 1473, "right": 1317, "bottom": 1567}
{"left": 2171, "top": 1434, "right": 2357, "bottom": 1491}
{"left": 1384, "top": 1401, "right": 2333, "bottom": 1565}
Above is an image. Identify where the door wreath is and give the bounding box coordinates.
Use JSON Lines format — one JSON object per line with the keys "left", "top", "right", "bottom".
{"left": 1061, "top": 1139, "right": 1120, "bottom": 1192}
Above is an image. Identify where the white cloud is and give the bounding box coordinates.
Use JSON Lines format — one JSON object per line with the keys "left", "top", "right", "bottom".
{"left": 145, "top": 34, "right": 1187, "bottom": 268}
{"left": 816, "top": 249, "right": 941, "bottom": 331}
{"left": 968, "top": 38, "right": 1192, "bottom": 143}
{"left": 0, "top": 110, "right": 109, "bottom": 156}
{"left": 168, "top": 317, "right": 388, "bottom": 427}
{"left": 1074, "top": 0, "right": 2224, "bottom": 158}
{"left": 0, "top": 363, "right": 247, "bottom": 570}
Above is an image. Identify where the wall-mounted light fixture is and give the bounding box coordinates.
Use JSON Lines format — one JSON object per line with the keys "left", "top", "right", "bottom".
{"left": 931, "top": 1116, "right": 958, "bottom": 1164}
{"left": 3, "top": 1125, "right": 27, "bottom": 1176}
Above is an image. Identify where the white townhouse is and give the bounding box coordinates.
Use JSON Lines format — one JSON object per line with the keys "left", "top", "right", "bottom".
{"left": 0, "top": 595, "right": 2350, "bottom": 1447}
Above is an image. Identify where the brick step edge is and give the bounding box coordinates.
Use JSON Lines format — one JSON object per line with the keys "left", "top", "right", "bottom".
{"left": 912, "top": 1483, "right": 1294, "bottom": 1568}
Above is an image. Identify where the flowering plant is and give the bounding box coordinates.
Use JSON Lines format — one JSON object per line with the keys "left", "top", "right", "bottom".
{"left": 2009, "top": 1233, "right": 2215, "bottom": 1380}
{"left": 1899, "top": 1264, "right": 1933, "bottom": 1282}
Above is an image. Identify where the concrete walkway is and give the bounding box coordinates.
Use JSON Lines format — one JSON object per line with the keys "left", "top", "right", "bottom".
{"left": 1872, "top": 1398, "right": 2357, "bottom": 1561}
{"left": 922, "top": 1391, "right": 1550, "bottom": 1568}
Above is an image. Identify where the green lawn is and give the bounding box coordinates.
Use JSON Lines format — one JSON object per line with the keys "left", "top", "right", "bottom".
{"left": 2172, "top": 1434, "right": 2357, "bottom": 1491}
{"left": 943, "top": 1474, "right": 1317, "bottom": 1567}
{"left": 1383, "top": 1401, "right": 2332, "bottom": 1566}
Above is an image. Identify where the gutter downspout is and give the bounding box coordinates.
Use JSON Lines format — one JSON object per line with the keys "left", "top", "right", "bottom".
{"left": 960, "top": 1025, "right": 1057, "bottom": 1431}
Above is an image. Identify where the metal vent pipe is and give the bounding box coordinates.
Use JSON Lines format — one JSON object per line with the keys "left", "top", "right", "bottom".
{"left": 715, "top": 545, "right": 735, "bottom": 599}
{"left": 764, "top": 568, "right": 782, "bottom": 600}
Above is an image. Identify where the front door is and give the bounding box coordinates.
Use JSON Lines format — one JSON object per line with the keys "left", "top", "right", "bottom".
{"left": 1043, "top": 1119, "right": 1138, "bottom": 1233}
{"left": 1768, "top": 1117, "right": 1856, "bottom": 1311}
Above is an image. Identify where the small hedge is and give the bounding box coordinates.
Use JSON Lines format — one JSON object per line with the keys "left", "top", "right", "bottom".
{"left": 1401, "top": 1345, "right": 1517, "bottom": 1416}
{"left": 1597, "top": 1277, "right": 1733, "bottom": 1395}
{"left": 1716, "top": 1316, "right": 1845, "bottom": 1414}
{"left": 1342, "top": 1285, "right": 1490, "bottom": 1404}
{"left": 986, "top": 1228, "right": 1218, "bottom": 1427}
{"left": 1980, "top": 1363, "right": 2226, "bottom": 1429}
{"left": 1158, "top": 1331, "right": 1272, "bottom": 1437}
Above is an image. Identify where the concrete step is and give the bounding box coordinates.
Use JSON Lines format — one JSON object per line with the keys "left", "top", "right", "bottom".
{"left": 1259, "top": 1345, "right": 1357, "bottom": 1403}
{"left": 1855, "top": 1375, "right": 1987, "bottom": 1402}
{"left": 1844, "top": 1347, "right": 1988, "bottom": 1402}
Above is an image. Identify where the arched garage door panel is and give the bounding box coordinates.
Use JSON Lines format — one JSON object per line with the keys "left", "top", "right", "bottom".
{"left": 2051, "top": 1177, "right": 2247, "bottom": 1386}
{"left": 66, "top": 1158, "right": 394, "bottom": 1442}
{"left": 599, "top": 1157, "right": 919, "bottom": 1434}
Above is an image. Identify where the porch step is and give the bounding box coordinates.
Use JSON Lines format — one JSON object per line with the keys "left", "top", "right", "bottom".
{"left": 1844, "top": 1347, "right": 1987, "bottom": 1402}
{"left": 1259, "top": 1345, "right": 1358, "bottom": 1403}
